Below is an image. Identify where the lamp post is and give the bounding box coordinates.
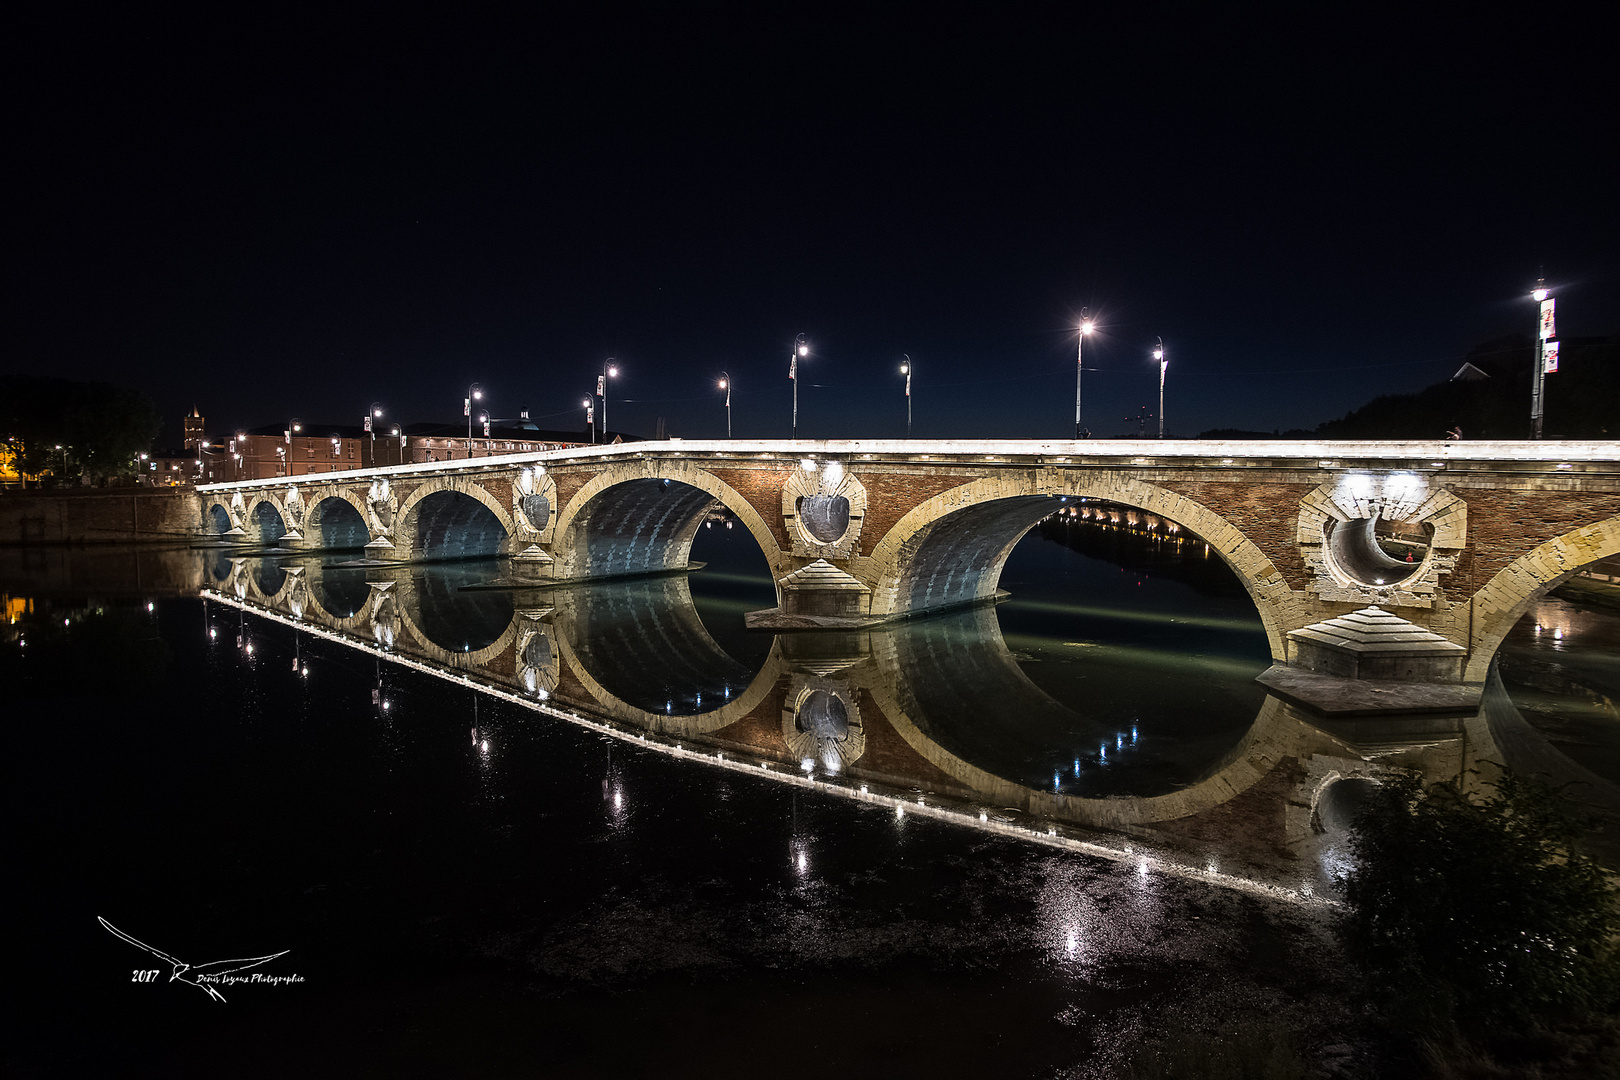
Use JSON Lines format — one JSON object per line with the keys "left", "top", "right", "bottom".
{"left": 718, "top": 372, "right": 732, "bottom": 438}
{"left": 599, "top": 360, "right": 618, "bottom": 442}
{"left": 1152, "top": 339, "right": 1167, "bottom": 439}
{"left": 465, "top": 383, "right": 482, "bottom": 447}
{"left": 584, "top": 398, "right": 595, "bottom": 443}
{"left": 899, "top": 354, "right": 913, "bottom": 438}
{"left": 54, "top": 444, "right": 65, "bottom": 479}
{"left": 790, "top": 334, "right": 808, "bottom": 440}
{"left": 1530, "top": 276, "right": 1555, "bottom": 439}
{"left": 1076, "top": 309, "right": 1095, "bottom": 439}
{"left": 477, "top": 412, "right": 489, "bottom": 456}
{"left": 366, "top": 403, "right": 382, "bottom": 468}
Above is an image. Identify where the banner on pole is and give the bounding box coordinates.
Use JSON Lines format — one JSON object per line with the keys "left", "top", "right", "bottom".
{"left": 596, "top": 375, "right": 605, "bottom": 396}
{"left": 789, "top": 355, "right": 797, "bottom": 380}
{"left": 1540, "top": 298, "right": 1556, "bottom": 340}
{"left": 1544, "top": 341, "right": 1560, "bottom": 373}
{"left": 364, "top": 415, "right": 372, "bottom": 433}
{"left": 483, "top": 418, "right": 491, "bottom": 436}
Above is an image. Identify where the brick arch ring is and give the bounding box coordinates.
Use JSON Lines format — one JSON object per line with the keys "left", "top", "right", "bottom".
{"left": 300, "top": 486, "right": 376, "bottom": 546}
{"left": 861, "top": 472, "right": 1293, "bottom": 663}
{"left": 546, "top": 460, "right": 785, "bottom": 582}
{"left": 394, "top": 476, "right": 518, "bottom": 557}
{"left": 1464, "top": 511, "right": 1620, "bottom": 684}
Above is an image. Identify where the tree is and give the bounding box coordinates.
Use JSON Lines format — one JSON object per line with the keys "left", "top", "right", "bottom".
{"left": 0, "top": 375, "right": 160, "bottom": 483}
{"left": 1339, "top": 770, "right": 1619, "bottom": 1034}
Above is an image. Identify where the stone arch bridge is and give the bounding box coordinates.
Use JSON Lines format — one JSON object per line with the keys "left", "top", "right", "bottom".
{"left": 197, "top": 439, "right": 1620, "bottom": 688}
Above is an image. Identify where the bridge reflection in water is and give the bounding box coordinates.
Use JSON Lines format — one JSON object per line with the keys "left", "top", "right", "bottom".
{"left": 206, "top": 551, "right": 1503, "bottom": 900}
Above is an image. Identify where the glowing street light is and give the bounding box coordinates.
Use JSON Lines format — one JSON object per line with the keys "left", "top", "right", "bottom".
{"left": 465, "top": 383, "right": 482, "bottom": 446}
{"left": 1152, "top": 339, "right": 1167, "bottom": 439}
{"left": 598, "top": 360, "right": 619, "bottom": 441}
{"left": 790, "top": 334, "right": 809, "bottom": 440}
{"left": 1076, "top": 309, "right": 1095, "bottom": 439}
{"left": 899, "top": 354, "right": 913, "bottom": 438}
{"left": 718, "top": 372, "right": 732, "bottom": 438}
{"left": 1530, "top": 275, "right": 1558, "bottom": 439}
{"left": 583, "top": 397, "right": 595, "bottom": 443}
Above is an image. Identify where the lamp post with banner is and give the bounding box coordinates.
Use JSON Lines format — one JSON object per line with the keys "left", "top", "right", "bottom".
{"left": 1530, "top": 276, "right": 1558, "bottom": 439}
{"left": 899, "top": 354, "right": 913, "bottom": 438}
{"left": 1076, "top": 309, "right": 1095, "bottom": 439}
{"left": 1152, "top": 339, "right": 1167, "bottom": 438}
{"left": 790, "top": 334, "right": 808, "bottom": 439}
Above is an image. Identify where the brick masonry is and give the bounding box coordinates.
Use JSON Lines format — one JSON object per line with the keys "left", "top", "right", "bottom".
{"left": 1156, "top": 480, "right": 1318, "bottom": 590}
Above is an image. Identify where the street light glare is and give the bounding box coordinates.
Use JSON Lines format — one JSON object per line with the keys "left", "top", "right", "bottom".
{"left": 473, "top": 389, "right": 482, "bottom": 400}
{"left": 1153, "top": 348, "right": 1164, "bottom": 361}
{"left": 718, "top": 378, "right": 727, "bottom": 389}
{"left": 1080, "top": 320, "right": 1095, "bottom": 335}
{"left": 798, "top": 344, "right": 809, "bottom": 356}
{"left": 607, "top": 365, "right": 618, "bottom": 377}
{"left": 1532, "top": 287, "right": 1550, "bottom": 302}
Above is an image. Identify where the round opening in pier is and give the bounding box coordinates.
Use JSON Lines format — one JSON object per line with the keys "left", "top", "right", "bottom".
{"left": 1326, "top": 516, "right": 1432, "bottom": 587}
{"left": 795, "top": 494, "right": 851, "bottom": 544}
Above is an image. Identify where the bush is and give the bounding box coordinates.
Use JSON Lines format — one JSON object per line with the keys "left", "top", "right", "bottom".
{"left": 1339, "top": 770, "right": 1619, "bottom": 1035}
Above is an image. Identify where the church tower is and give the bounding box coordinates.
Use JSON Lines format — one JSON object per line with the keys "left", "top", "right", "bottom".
{"left": 183, "top": 406, "right": 205, "bottom": 450}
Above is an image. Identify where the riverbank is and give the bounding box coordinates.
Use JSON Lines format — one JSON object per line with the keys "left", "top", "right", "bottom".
{"left": 0, "top": 487, "right": 197, "bottom": 544}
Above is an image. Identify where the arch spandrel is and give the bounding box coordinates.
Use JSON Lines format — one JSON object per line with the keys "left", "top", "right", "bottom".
{"left": 859, "top": 470, "right": 1293, "bottom": 662}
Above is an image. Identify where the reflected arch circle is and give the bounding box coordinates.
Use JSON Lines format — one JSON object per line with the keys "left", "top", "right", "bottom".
{"left": 547, "top": 629, "right": 788, "bottom": 737}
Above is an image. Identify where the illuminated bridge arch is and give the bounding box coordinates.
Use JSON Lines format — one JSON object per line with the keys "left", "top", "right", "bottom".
{"left": 1465, "top": 511, "right": 1620, "bottom": 683}
{"left": 548, "top": 460, "right": 783, "bottom": 584}
{"left": 396, "top": 477, "right": 517, "bottom": 560}
{"left": 864, "top": 471, "right": 1293, "bottom": 661}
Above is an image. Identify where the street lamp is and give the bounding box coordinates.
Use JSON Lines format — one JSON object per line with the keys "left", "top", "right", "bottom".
{"left": 790, "top": 334, "right": 808, "bottom": 440}
{"left": 54, "top": 444, "right": 65, "bottom": 478}
{"left": 599, "top": 360, "right": 618, "bottom": 441}
{"left": 1530, "top": 276, "right": 1557, "bottom": 439}
{"left": 899, "top": 355, "right": 913, "bottom": 438}
{"left": 583, "top": 398, "right": 595, "bottom": 443}
{"left": 367, "top": 403, "right": 383, "bottom": 468}
{"left": 1076, "top": 309, "right": 1095, "bottom": 439}
{"left": 465, "top": 383, "right": 482, "bottom": 445}
{"left": 718, "top": 372, "right": 732, "bottom": 438}
{"left": 1152, "top": 339, "right": 1167, "bottom": 439}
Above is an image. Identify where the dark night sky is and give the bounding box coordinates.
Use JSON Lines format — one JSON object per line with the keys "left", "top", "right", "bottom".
{"left": 8, "top": 8, "right": 1617, "bottom": 445}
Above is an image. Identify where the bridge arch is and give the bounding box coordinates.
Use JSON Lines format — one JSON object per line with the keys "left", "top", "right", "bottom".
{"left": 202, "top": 501, "right": 234, "bottom": 537}
{"left": 306, "top": 488, "right": 373, "bottom": 549}
{"left": 246, "top": 499, "right": 287, "bottom": 544}
{"left": 863, "top": 472, "right": 1292, "bottom": 661}
{"left": 1465, "top": 511, "right": 1620, "bottom": 683}
{"left": 549, "top": 460, "right": 783, "bottom": 583}
{"left": 396, "top": 477, "right": 516, "bottom": 560}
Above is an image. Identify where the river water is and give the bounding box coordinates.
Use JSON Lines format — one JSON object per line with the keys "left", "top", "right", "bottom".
{"left": 5, "top": 514, "right": 1614, "bottom": 1077}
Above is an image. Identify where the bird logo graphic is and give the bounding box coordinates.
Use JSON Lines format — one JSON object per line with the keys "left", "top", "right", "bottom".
{"left": 99, "top": 916, "right": 289, "bottom": 1003}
